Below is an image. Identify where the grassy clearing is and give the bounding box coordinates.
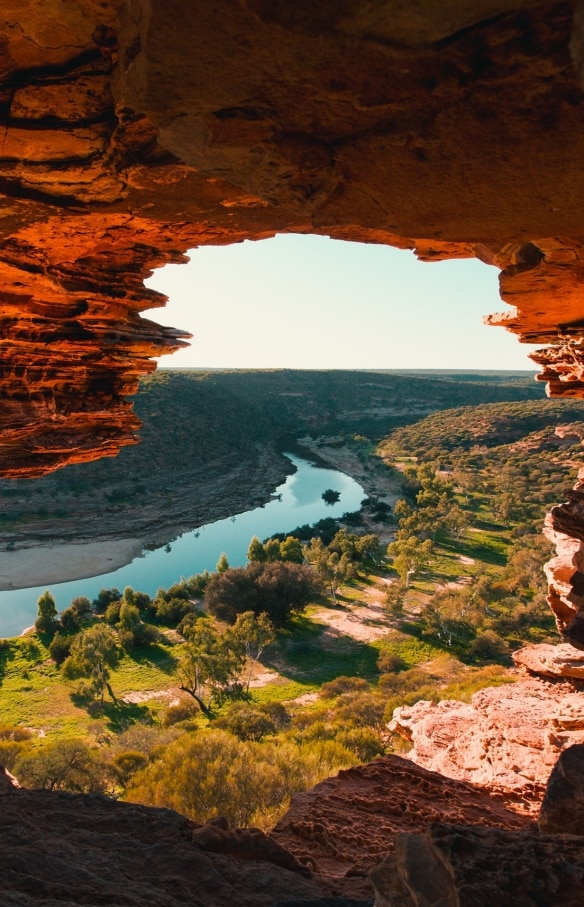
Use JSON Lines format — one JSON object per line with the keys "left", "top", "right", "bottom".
{"left": 267, "top": 615, "right": 380, "bottom": 685}
{"left": 372, "top": 632, "right": 445, "bottom": 667}
{"left": 0, "top": 634, "right": 181, "bottom": 739}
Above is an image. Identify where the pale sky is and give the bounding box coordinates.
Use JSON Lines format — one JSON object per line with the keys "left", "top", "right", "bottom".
{"left": 144, "top": 234, "right": 539, "bottom": 371}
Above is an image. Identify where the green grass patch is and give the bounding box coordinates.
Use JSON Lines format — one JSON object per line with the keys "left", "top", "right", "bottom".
{"left": 111, "top": 644, "right": 180, "bottom": 696}
{"left": 251, "top": 680, "right": 320, "bottom": 704}
{"left": 372, "top": 631, "right": 444, "bottom": 667}
{"left": 441, "top": 670, "right": 516, "bottom": 702}
{"left": 267, "top": 614, "right": 379, "bottom": 685}
{"left": 439, "top": 530, "right": 508, "bottom": 566}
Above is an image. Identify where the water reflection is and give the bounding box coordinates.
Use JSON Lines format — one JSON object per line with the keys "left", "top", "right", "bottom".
{"left": 0, "top": 454, "right": 365, "bottom": 637}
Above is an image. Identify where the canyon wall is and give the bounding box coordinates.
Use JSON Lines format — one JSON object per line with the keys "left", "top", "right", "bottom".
{"left": 2, "top": 1, "right": 584, "bottom": 481}
{"left": 4, "top": 7, "right": 584, "bottom": 906}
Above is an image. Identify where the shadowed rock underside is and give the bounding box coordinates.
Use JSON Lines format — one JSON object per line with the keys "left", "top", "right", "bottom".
{"left": 2, "top": 1, "right": 584, "bottom": 479}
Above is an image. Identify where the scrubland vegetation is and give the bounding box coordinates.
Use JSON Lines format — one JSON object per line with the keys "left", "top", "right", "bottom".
{"left": 0, "top": 369, "right": 543, "bottom": 542}
{"left": 1, "top": 385, "right": 582, "bottom": 830}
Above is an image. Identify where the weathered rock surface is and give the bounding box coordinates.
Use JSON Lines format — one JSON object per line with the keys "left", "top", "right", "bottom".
{"left": 3, "top": 3, "right": 584, "bottom": 475}
{"left": 270, "top": 755, "right": 532, "bottom": 900}
{"left": 0, "top": 779, "right": 328, "bottom": 907}
{"left": 544, "top": 470, "right": 584, "bottom": 644}
{"left": 2, "top": 747, "right": 581, "bottom": 907}
{"left": 538, "top": 742, "right": 584, "bottom": 836}
{"left": 370, "top": 823, "right": 584, "bottom": 907}
{"left": 389, "top": 675, "right": 584, "bottom": 795}
{"left": 513, "top": 642, "right": 584, "bottom": 678}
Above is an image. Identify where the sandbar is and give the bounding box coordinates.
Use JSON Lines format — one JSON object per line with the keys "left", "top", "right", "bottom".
{"left": 0, "top": 538, "right": 144, "bottom": 591}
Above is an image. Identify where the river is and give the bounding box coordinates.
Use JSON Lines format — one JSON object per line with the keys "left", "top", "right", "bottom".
{"left": 0, "top": 454, "right": 365, "bottom": 637}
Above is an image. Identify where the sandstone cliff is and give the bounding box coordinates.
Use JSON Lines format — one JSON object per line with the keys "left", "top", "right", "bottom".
{"left": 2, "top": 1, "right": 584, "bottom": 477}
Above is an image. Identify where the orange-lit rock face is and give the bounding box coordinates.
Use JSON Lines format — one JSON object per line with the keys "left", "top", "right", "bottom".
{"left": 2, "top": 3, "right": 584, "bottom": 494}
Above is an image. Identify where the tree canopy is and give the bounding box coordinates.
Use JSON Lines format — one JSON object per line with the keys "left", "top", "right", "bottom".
{"left": 62, "top": 624, "right": 120, "bottom": 706}
{"left": 205, "top": 561, "right": 318, "bottom": 625}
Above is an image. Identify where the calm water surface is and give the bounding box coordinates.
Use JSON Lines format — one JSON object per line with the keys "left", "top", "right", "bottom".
{"left": 0, "top": 454, "right": 365, "bottom": 637}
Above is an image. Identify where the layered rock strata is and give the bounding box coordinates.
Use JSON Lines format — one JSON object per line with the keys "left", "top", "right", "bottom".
{"left": 3, "top": 3, "right": 584, "bottom": 475}
{"left": 544, "top": 470, "right": 584, "bottom": 646}
{"left": 513, "top": 642, "right": 584, "bottom": 679}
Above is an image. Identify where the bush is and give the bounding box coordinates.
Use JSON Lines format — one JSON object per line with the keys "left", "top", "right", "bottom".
{"left": 333, "top": 724, "right": 384, "bottom": 761}
{"left": 0, "top": 726, "right": 33, "bottom": 772}
{"left": 59, "top": 608, "right": 81, "bottom": 633}
{"left": 377, "top": 651, "right": 408, "bottom": 674}
{"left": 14, "top": 738, "right": 106, "bottom": 793}
{"left": 319, "top": 676, "right": 369, "bottom": 699}
{"left": 205, "top": 561, "right": 318, "bottom": 626}
{"left": 378, "top": 667, "right": 432, "bottom": 694}
{"left": 112, "top": 750, "right": 149, "bottom": 786}
{"left": 334, "top": 691, "right": 387, "bottom": 732}
{"left": 156, "top": 597, "right": 195, "bottom": 625}
{"left": 0, "top": 724, "right": 33, "bottom": 743}
{"left": 70, "top": 597, "right": 92, "bottom": 618}
{"left": 0, "top": 740, "right": 27, "bottom": 771}
{"left": 127, "top": 729, "right": 355, "bottom": 829}
{"left": 105, "top": 600, "right": 122, "bottom": 624}
{"left": 470, "top": 630, "right": 510, "bottom": 662}
{"left": 214, "top": 702, "right": 279, "bottom": 741}
{"left": 35, "top": 590, "right": 59, "bottom": 637}
{"left": 49, "top": 632, "right": 73, "bottom": 666}
{"left": 92, "top": 588, "right": 122, "bottom": 614}
{"left": 162, "top": 698, "right": 199, "bottom": 727}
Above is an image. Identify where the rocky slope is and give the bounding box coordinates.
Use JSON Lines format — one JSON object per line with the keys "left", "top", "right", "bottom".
{"left": 389, "top": 645, "right": 584, "bottom": 798}
{"left": 4, "top": 745, "right": 584, "bottom": 907}
{"left": 270, "top": 755, "right": 533, "bottom": 900}
{"left": 0, "top": 755, "right": 533, "bottom": 907}
{"left": 371, "top": 821, "right": 584, "bottom": 907}
{"left": 0, "top": 770, "right": 328, "bottom": 907}
{"left": 2, "top": 2, "right": 584, "bottom": 476}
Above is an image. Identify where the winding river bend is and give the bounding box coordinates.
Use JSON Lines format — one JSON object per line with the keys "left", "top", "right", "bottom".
{"left": 0, "top": 454, "right": 365, "bottom": 638}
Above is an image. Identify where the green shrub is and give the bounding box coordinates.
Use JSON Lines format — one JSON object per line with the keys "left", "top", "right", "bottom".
{"left": 319, "top": 676, "right": 369, "bottom": 699}
{"left": 112, "top": 750, "right": 149, "bottom": 786}
{"left": 14, "top": 738, "right": 106, "bottom": 793}
{"left": 93, "top": 588, "right": 121, "bottom": 614}
{"left": 162, "top": 699, "right": 199, "bottom": 727}
{"left": 49, "top": 632, "right": 73, "bottom": 666}
{"left": 377, "top": 651, "right": 408, "bottom": 674}
{"left": 214, "top": 702, "right": 278, "bottom": 741}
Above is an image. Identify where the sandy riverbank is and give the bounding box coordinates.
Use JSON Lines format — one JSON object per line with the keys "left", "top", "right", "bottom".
{"left": 0, "top": 538, "right": 145, "bottom": 591}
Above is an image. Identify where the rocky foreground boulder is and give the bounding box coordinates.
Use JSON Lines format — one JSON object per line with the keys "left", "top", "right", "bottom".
{"left": 4, "top": 740, "right": 584, "bottom": 906}
{"left": 370, "top": 823, "right": 584, "bottom": 907}
{"left": 271, "top": 755, "right": 531, "bottom": 900}
{"left": 0, "top": 770, "right": 326, "bottom": 907}
{"left": 369, "top": 745, "right": 584, "bottom": 907}
{"left": 0, "top": 755, "right": 531, "bottom": 906}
